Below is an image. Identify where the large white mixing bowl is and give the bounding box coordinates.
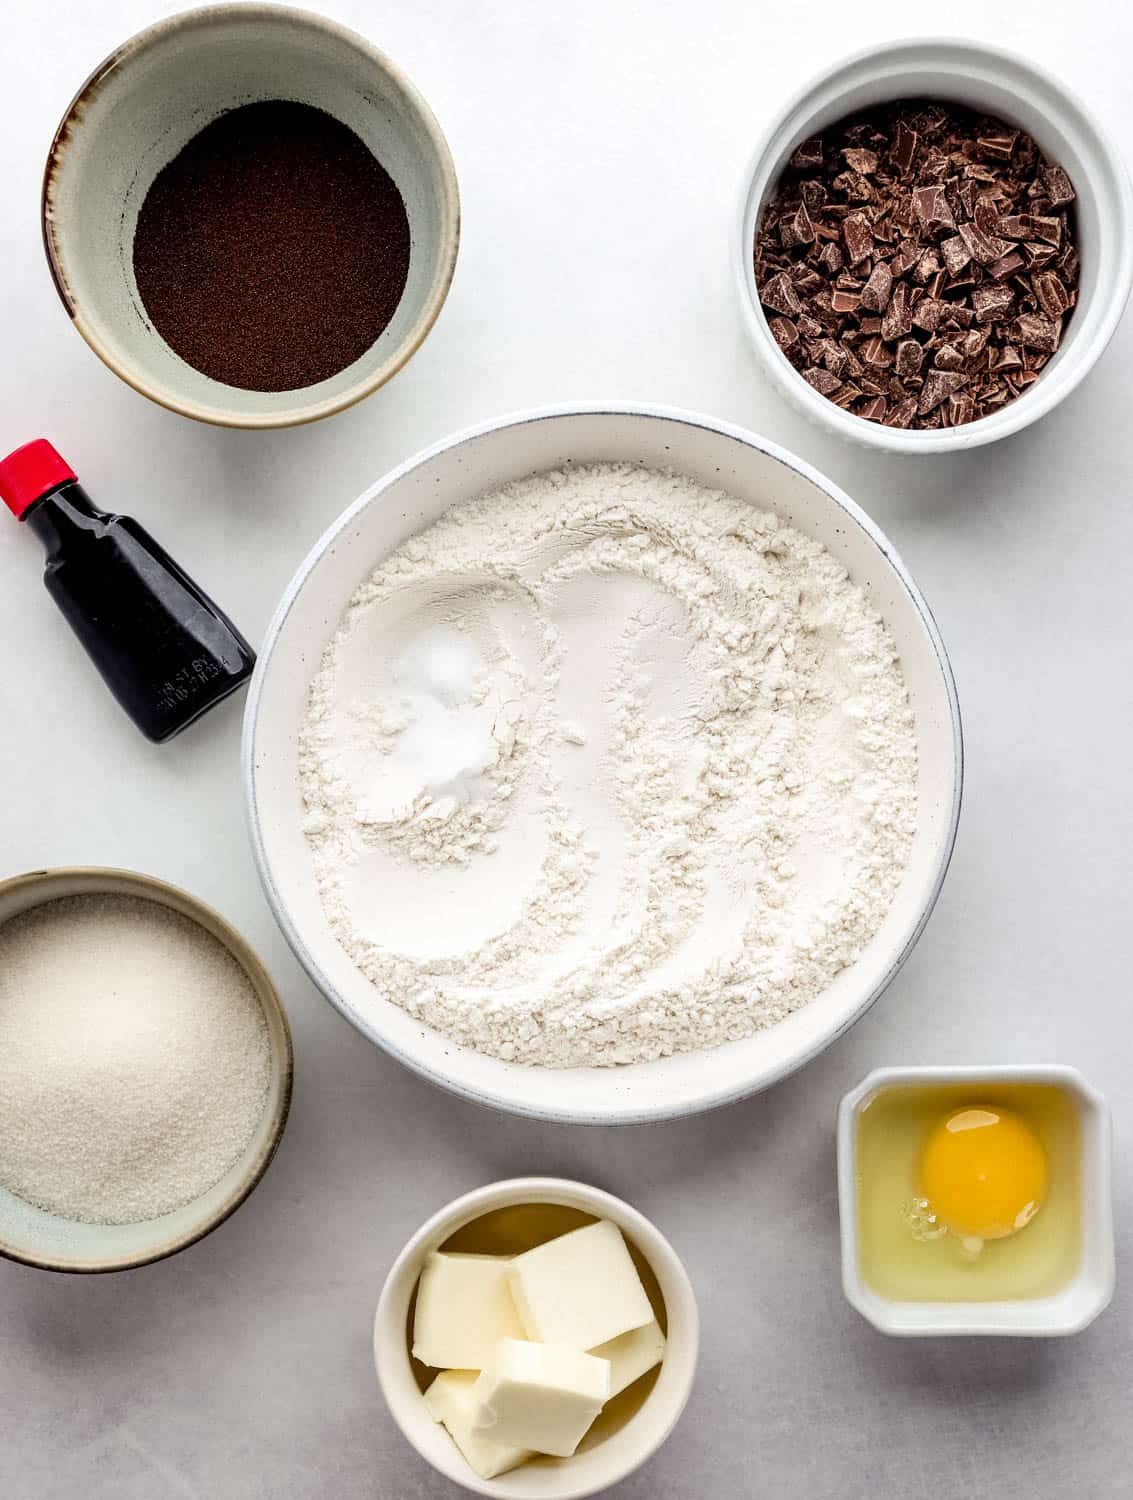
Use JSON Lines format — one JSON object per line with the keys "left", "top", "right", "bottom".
{"left": 244, "top": 405, "right": 961, "bottom": 1123}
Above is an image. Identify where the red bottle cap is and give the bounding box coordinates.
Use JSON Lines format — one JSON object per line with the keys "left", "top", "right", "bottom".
{"left": 0, "top": 440, "right": 77, "bottom": 520}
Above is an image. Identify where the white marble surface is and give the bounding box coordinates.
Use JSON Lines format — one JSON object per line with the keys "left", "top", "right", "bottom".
{"left": 1, "top": 1, "right": 1130, "bottom": 1495}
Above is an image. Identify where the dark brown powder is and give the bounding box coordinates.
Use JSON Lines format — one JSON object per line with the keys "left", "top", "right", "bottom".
{"left": 132, "top": 101, "right": 411, "bottom": 393}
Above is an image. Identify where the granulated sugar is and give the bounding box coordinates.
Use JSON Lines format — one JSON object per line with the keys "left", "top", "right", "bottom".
{"left": 0, "top": 895, "right": 271, "bottom": 1224}
{"left": 300, "top": 463, "right": 918, "bottom": 1068}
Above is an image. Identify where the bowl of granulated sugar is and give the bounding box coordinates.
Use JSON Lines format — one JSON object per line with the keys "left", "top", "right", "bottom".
{"left": 0, "top": 866, "right": 292, "bottom": 1272}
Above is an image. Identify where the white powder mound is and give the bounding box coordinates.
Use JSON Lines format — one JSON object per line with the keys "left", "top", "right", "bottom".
{"left": 300, "top": 463, "right": 918, "bottom": 1068}
{"left": 0, "top": 895, "right": 272, "bottom": 1224}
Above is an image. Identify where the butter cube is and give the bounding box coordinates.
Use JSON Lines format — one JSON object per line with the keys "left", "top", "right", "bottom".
{"left": 507, "top": 1219, "right": 653, "bottom": 1350}
{"left": 590, "top": 1318, "right": 666, "bottom": 1397}
{"left": 424, "top": 1370, "right": 532, "bottom": 1480}
{"left": 412, "top": 1252, "right": 523, "bottom": 1369}
{"left": 472, "top": 1339, "right": 611, "bottom": 1458}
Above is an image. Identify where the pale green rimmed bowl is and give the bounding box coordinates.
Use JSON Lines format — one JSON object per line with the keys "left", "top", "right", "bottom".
{"left": 42, "top": 4, "right": 460, "bottom": 429}
{"left": 0, "top": 866, "right": 292, "bottom": 1273}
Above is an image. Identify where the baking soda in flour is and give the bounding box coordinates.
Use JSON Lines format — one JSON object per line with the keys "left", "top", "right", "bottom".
{"left": 300, "top": 463, "right": 918, "bottom": 1067}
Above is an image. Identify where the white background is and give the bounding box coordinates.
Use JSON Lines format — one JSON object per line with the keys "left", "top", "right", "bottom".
{"left": 2, "top": 1, "right": 1131, "bottom": 1495}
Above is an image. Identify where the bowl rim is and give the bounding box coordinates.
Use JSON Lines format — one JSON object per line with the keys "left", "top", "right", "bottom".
{"left": 242, "top": 400, "right": 964, "bottom": 1124}
{"left": 40, "top": 1, "right": 461, "bottom": 431}
{"left": 373, "top": 1175, "right": 700, "bottom": 1498}
{"left": 0, "top": 864, "right": 293, "bottom": 1274}
{"left": 734, "top": 34, "right": 1133, "bottom": 454}
{"left": 836, "top": 1063, "right": 1116, "bottom": 1336}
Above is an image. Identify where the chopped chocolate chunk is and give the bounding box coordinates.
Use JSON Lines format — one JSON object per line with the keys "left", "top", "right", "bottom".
{"left": 843, "top": 147, "right": 879, "bottom": 175}
{"left": 859, "top": 334, "right": 894, "bottom": 367}
{"left": 860, "top": 262, "right": 893, "bottom": 312}
{"left": 780, "top": 200, "right": 816, "bottom": 248}
{"left": 842, "top": 211, "right": 874, "bottom": 265}
{"left": 889, "top": 120, "right": 918, "bottom": 176}
{"left": 789, "top": 263, "right": 824, "bottom": 295}
{"left": 894, "top": 338, "right": 925, "bottom": 379}
{"left": 933, "top": 343, "right": 967, "bottom": 371}
{"left": 1011, "top": 312, "right": 1060, "bottom": 352}
{"left": 752, "top": 98, "right": 1079, "bottom": 430}
{"left": 802, "top": 366, "right": 842, "bottom": 396}
{"left": 889, "top": 241, "right": 921, "bottom": 278}
{"left": 978, "top": 130, "right": 1018, "bottom": 160}
{"left": 941, "top": 235, "right": 972, "bottom": 275}
{"left": 973, "top": 197, "right": 1003, "bottom": 236}
{"left": 918, "top": 369, "right": 968, "bottom": 414}
{"left": 958, "top": 221, "right": 1011, "bottom": 265}
{"left": 789, "top": 137, "right": 824, "bottom": 171}
{"left": 971, "top": 283, "right": 1015, "bottom": 323}
{"left": 947, "top": 393, "right": 976, "bottom": 425}
{"left": 830, "top": 289, "right": 862, "bottom": 313}
{"left": 856, "top": 395, "right": 888, "bottom": 421}
{"left": 911, "top": 296, "right": 950, "bottom": 333}
{"left": 760, "top": 271, "right": 803, "bottom": 317}
{"left": 1034, "top": 271, "right": 1070, "bottom": 318}
{"left": 884, "top": 395, "right": 919, "bottom": 427}
{"left": 988, "top": 249, "right": 1025, "bottom": 280}
{"left": 833, "top": 170, "right": 874, "bottom": 201}
{"left": 880, "top": 280, "right": 913, "bottom": 340}
{"left": 768, "top": 316, "right": 799, "bottom": 350}
{"left": 1028, "top": 215, "right": 1063, "bottom": 245}
{"left": 914, "top": 184, "right": 955, "bottom": 233}
{"left": 1042, "top": 164, "right": 1076, "bottom": 206}
{"left": 993, "top": 344, "right": 1023, "bottom": 370}
{"left": 821, "top": 341, "right": 849, "bottom": 377}
{"left": 913, "top": 249, "right": 941, "bottom": 284}
{"left": 960, "top": 328, "right": 989, "bottom": 360}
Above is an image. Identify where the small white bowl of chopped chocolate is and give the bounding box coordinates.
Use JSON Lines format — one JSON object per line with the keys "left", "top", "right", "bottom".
{"left": 736, "top": 37, "right": 1133, "bottom": 452}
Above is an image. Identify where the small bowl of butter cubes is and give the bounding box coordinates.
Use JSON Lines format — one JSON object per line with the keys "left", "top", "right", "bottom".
{"left": 374, "top": 1176, "right": 699, "bottom": 1496}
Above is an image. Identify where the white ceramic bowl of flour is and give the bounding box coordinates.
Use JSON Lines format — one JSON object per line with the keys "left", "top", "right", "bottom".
{"left": 244, "top": 405, "right": 961, "bottom": 1122}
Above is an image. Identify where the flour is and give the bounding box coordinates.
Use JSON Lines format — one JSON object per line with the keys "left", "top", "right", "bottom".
{"left": 299, "top": 463, "right": 918, "bottom": 1068}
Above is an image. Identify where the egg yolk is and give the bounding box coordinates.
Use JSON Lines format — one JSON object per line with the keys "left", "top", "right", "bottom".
{"left": 919, "top": 1106, "right": 1047, "bottom": 1241}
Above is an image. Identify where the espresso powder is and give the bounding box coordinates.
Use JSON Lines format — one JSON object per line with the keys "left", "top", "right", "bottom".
{"left": 132, "top": 101, "right": 411, "bottom": 392}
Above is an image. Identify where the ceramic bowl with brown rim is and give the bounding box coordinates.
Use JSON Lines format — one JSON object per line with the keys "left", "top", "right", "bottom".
{"left": 0, "top": 867, "right": 292, "bottom": 1273}
{"left": 42, "top": 4, "right": 460, "bottom": 429}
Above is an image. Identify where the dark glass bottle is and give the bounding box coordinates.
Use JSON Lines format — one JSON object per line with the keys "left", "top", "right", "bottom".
{"left": 0, "top": 440, "right": 255, "bottom": 742}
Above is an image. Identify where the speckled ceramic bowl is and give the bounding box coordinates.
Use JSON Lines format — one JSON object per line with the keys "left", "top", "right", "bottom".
{"left": 42, "top": 4, "right": 459, "bottom": 428}
{"left": 0, "top": 867, "right": 292, "bottom": 1273}
{"left": 245, "top": 403, "right": 963, "bottom": 1124}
